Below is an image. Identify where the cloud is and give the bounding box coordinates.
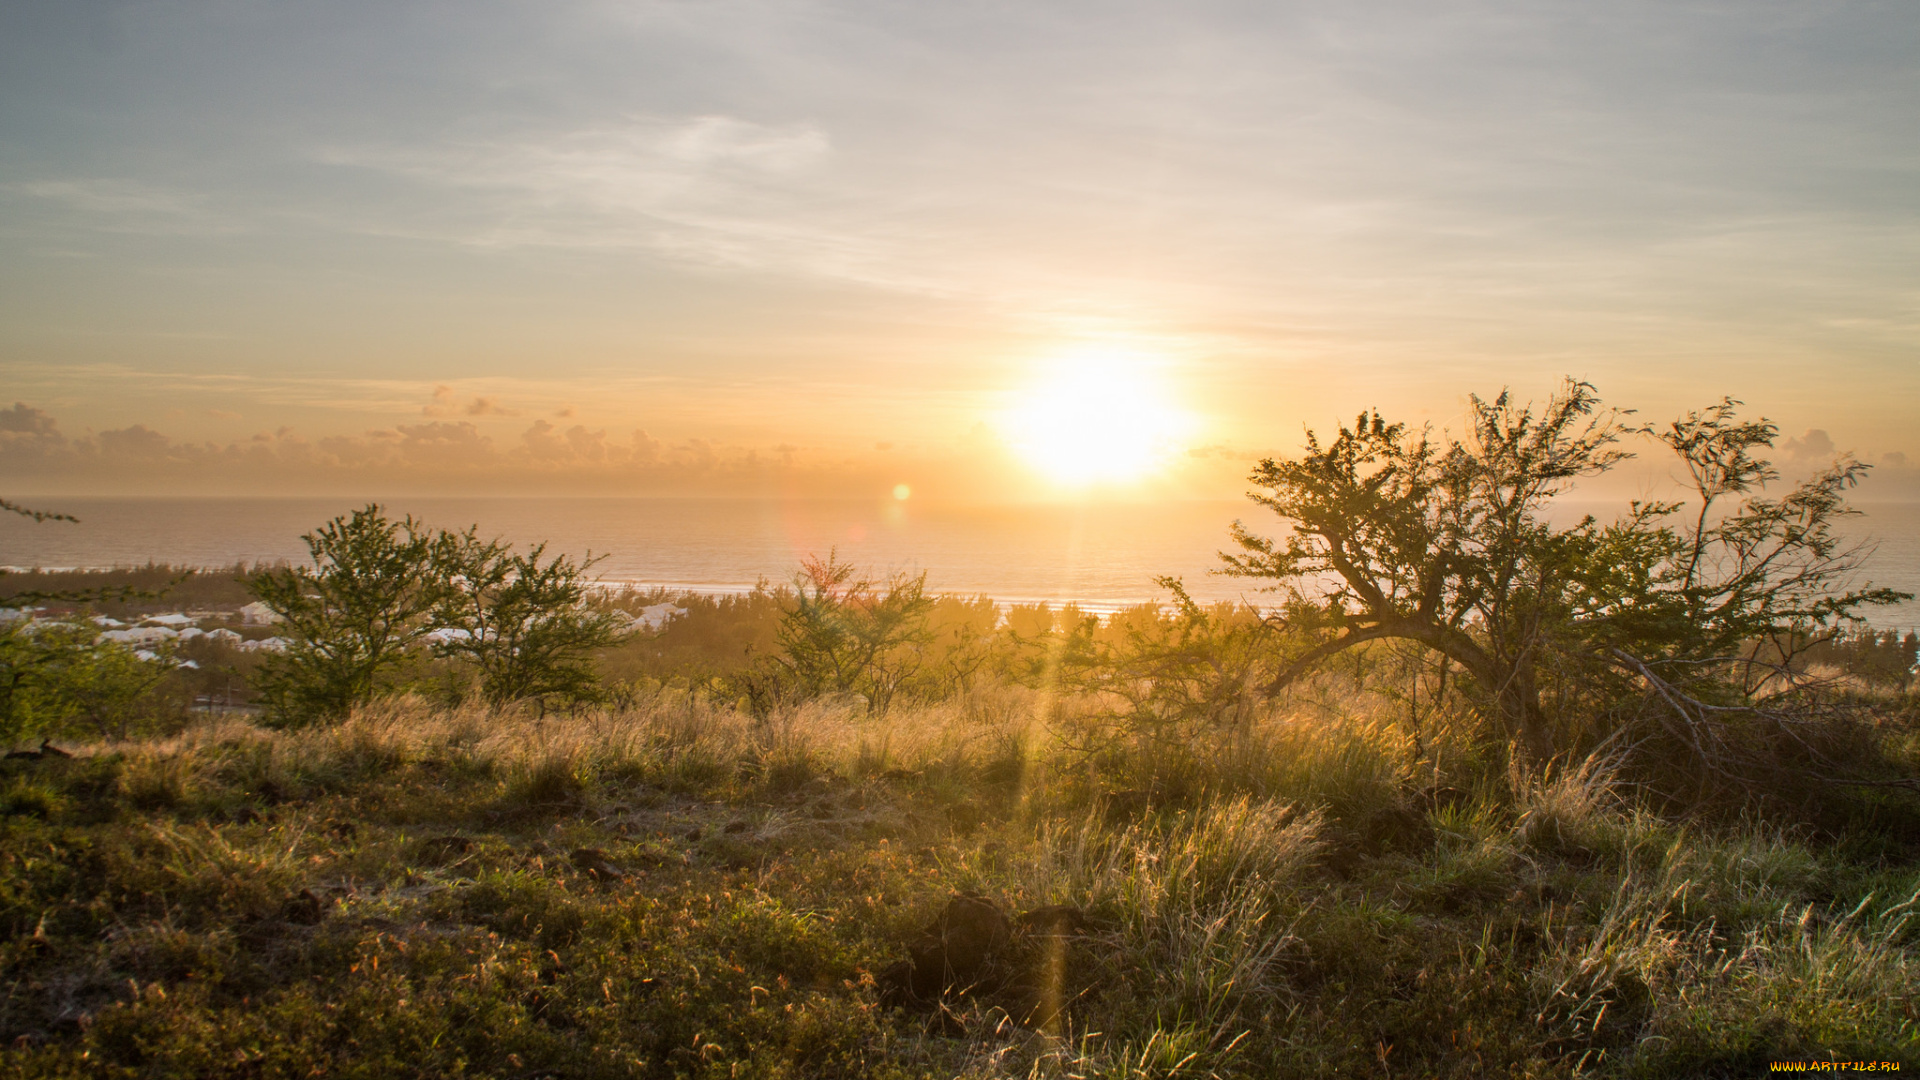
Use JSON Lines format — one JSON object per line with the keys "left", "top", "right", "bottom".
{"left": 0, "top": 403, "right": 66, "bottom": 465}
{"left": 425, "top": 385, "right": 520, "bottom": 418}
{"left": 320, "top": 114, "right": 832, "bottom": 252}
{"left": 393, "top": 422, "right": 495, "bottom": 468}
{"left": 97, "top": 425, "right": 174, "bottom": 459}
{"left": 0, "top": 403, "right": 901, "bottom": 496}
{"left": 0, "top": 403, "right": 58, "bottom": 436}
{"left": 4, "top": 178, "right": 232, "bottom": 235}
{"left": 421, "top": 385, "right": 458, "bottom": 416}
{"left": 1783, "top": 428, "right": 1837, "bottom": 460}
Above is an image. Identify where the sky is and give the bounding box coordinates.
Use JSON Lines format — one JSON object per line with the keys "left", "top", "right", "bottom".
{"left": 1, "top": 0, "right": 1916, "bottom": 499}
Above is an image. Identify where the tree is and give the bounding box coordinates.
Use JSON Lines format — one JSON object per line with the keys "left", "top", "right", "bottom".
{"left": 1224, "top": 380, "right": 1909, "bottom": 770}
{"left": 431, "top": 532, "right": 630, "bottom": 709}
{"left": 245, "top": 505, "right": 455, "bottom": 727}
{"left": 0, "top": 620, "right": 80, "bottom": 746}
{"left": 1, "top": 499, "right": 180, "bottom": 747}
{"left": 770, "top": 553, "right": 934, "bottom": 713}
{"left": 0, "top": 622, "right": 177, "bottom": 746}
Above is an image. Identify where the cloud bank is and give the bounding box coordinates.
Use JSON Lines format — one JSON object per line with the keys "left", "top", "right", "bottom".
{"left": 5, "top": 398, "right": 1913, "bottom": 505}
{"left": 0, "top": 402, "right": 880, "bottom": 497}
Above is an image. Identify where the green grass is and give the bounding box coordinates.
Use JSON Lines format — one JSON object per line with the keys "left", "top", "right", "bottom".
{"left": 1, "top": 690, "right": 1916, "bottom": 1078}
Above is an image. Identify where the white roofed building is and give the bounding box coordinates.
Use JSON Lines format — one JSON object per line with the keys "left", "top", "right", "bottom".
{"left": 238, "top": 602, "right": 281, "bottom": 626}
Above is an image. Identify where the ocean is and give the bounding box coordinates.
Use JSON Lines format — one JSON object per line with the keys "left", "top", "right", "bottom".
{"left": 4, "top": 496, "right": 1918, "bottom": 627}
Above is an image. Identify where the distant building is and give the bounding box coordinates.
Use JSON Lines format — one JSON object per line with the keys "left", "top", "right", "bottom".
{"left": 238, "top": 602, "right": 281, "bottom": 626}
{"left": 101, "top": 626, "right": 178, "bottom": 646}
{"left": 635, "top": 603, "right": 688, "bottom": 631}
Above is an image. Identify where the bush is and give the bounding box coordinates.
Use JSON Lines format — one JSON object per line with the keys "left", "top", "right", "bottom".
{"left": 750, "top": 553, "right": 936, "bottom": 715}
{"left": 245, "top": 506, "right": 453, "bottom": 728}
{"left": 0, "top": 621, "right": 181, "bottom": 746}
{"left": 432, "top": 533, "right": 630, "bottom": 710}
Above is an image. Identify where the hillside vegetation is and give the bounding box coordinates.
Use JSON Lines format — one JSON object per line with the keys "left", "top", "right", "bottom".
{"left": 2, "top": 683, "right": 1917, "bottom": 1078}
{"left": 3, "top": 385, "right": 1918, "bottom": 1076}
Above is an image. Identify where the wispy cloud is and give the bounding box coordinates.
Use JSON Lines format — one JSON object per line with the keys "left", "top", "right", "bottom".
{"left": 305, "top": 114, "right": 940, "bottom": 286}
{"left": 3, "top": 178, "right": 239, "bottom": 236}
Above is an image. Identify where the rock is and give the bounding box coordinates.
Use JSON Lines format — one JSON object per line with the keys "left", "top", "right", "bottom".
{"left": 279, "top": 889, "right": 326, "bottom": 925}
{"left": 569, "top": 847, "right": 625, "bottom": 881}
{"left": 876, "top": 959, "right": 917, "bottom": 1006}
{"left": 879, "top": 894, "right": 1011, "bottom": 1007}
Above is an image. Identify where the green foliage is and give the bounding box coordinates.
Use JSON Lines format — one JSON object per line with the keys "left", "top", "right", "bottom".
{"left": 1797, "top": 628, "right": 1919, "bottom": 689}
{"left": 759, "top": 553, "right": 937, "bottom": 714}
{"left": 432, "top": 533, "right": 631, "bottom": 709}
{"left": 0, "top": 621, "right": 180, "bottom": 746}
{"left": 245, "top": 505, "right": 455, "bottom": 728}
{"left": 999, "top": 600, "right": 1099, "bottom": 685}
{"left": 1226, "top": 380, "right": 1911, "bottom": 770}
{"left": 43, "top": 630, "right": 179, "bottom": 741}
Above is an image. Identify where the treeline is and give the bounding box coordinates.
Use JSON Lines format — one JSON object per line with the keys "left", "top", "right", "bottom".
{"left": 0, "top": 564, "right": 259, "bottom": 615}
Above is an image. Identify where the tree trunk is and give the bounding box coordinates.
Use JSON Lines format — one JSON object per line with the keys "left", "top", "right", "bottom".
{"left": 1416, "top": 628, "right": 1555, "bottom": 771}
{"left": 1498, "top": 669, "right": 1555, "bottom": 770}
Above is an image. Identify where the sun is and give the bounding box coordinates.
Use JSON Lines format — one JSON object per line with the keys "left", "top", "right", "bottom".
{"left": 1002, "top": 350, "right": 1193, "bottom": 487}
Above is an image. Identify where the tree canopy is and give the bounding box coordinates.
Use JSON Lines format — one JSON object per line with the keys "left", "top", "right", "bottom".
{"left": 1225, "top": 380, "right": 1909, "bottom": 768}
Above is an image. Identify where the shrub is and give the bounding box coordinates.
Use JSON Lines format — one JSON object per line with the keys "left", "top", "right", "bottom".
{"left": 431, "top": 532, "right": 630, "bottom": 710}
{"left": 245, "top": 506, "right": 454, "bottom": 728}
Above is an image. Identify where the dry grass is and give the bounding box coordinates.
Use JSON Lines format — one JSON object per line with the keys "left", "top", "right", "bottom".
{"left": 1, "top": 686, "right": 1915, "bottom": 1077}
